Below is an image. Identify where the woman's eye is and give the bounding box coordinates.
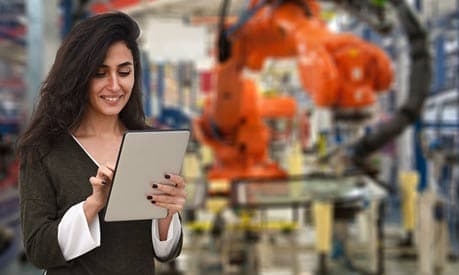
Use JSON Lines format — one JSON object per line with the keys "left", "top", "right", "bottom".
{"left": 94, "top": 71, "right": 106, "bottom": 78}
{"left": 119, "top": 71, "right": 131, "bottom": 77}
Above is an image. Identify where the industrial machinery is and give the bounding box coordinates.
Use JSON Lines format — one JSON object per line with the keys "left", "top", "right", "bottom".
{"left": 192, "top": 0, "right": 429, "bottom": 181}
{"left": 188, "top": 0, "right": 431, "bottom": 274}
{"left": 416, "top": 91, "right": 459, "bottom": 275}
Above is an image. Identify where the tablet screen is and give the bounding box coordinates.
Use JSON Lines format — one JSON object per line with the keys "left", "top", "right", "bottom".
{"left": 104, "top": 129, "right": 190, "bottom": 222}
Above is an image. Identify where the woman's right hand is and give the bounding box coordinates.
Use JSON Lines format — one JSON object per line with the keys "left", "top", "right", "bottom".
{"left": 84, "top": 163, "right": 115, "bottom": 222}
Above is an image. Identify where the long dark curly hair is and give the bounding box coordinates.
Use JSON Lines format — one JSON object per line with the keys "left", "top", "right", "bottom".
{"left": 17, "top": 12, "right": 147, "bottom": 159}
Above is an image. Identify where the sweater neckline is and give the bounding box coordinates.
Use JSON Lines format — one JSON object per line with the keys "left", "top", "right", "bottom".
{"left": 69, "top": 133, "right": 101, "bottom": 168}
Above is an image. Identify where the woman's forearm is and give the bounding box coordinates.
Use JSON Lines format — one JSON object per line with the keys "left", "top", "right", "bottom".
{"left": 157, "top": 214, "right": 174, "bottom": 241}
{"left": 83, "top": 196, "right": 103, "bottom": 224}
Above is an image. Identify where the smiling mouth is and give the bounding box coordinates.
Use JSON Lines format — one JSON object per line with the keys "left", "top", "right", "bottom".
{"left": 101, "top": 95, "right": 123, "bottom": 103}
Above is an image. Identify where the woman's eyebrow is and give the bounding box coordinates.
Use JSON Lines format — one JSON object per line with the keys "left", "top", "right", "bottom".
{"left": 98, "top": 61, "right": 133, "bottom": 68}
{"left": 118, "top": 61, "right": 133, "bottom": 67}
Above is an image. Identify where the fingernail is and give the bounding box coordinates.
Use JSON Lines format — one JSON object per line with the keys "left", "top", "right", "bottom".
{"left": 151, "top": 200, "right": 156, "bottom": 204}
{"left": 101, "top": 180, "right": 106, "bottom": 185}
{"left": 147, "top": 196, "right": 152, "bottom": 200}
{"left": 164, "top": 174, "right": 170, "bottom": 179}
{"left": 152, "top": 183, "right": 158, "bottom": 188}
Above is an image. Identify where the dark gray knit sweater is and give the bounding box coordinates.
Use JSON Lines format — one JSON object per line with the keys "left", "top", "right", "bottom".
{"left": 19, "top": 133, "right": 182, "bottom": 275}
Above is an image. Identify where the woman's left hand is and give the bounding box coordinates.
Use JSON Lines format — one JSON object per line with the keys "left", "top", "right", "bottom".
{"left": 147, "top": 173, "right": 186, "bottom": 216}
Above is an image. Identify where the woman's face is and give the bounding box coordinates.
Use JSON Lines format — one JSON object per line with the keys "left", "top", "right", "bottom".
{"left": 87, "top": 41, "right": 134, "bottom": 118}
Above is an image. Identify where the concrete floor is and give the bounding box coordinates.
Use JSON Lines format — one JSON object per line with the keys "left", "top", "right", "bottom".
{"left": 2, "top": 252, "right": 459, "bottom": 275}
{"left": 1, "top": 205, "right": 458, "bottom": 275}
{"left": 3, "top": 225, "right": 459, "bottom": 275}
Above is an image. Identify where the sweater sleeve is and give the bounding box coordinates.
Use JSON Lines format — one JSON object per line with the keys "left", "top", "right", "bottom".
{"left": 19, "top": 155, "right": 68, "bottom": 269}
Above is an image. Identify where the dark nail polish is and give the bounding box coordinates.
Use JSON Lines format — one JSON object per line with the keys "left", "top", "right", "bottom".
{"left": 147, "top": 196, "right": 152, "bottom": 200}
{"left": 151, "top": 200, "right": 156, "bottom": 204}
{"left": 152, "top": 183, "right": 158, "bottom": 188}
{"left": 164, "top": 174, "right": 170, "bottom": 179}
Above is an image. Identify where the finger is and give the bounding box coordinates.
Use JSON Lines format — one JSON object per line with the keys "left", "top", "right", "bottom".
{"left": 89, "top": 176, "right": 109, "bottom": 186}
{"left": 164, "top": 173, "right": 185, "bottom": 188}
{"left": 99, "top": 165, "right": 114, "bottom": 179}
{"left": 156, "top": 184, "right": 186, "bottom": 197}
{"left": 146, "top": 189, "right": 187, "bottom": 199}
{"left": 152, "top": 194, "right": 185, "bottom": 205}
{"left": 97, "top": 166, "right": 114, "bottom": 181}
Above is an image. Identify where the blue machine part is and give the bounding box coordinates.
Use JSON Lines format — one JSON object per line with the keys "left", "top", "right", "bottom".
{"left": 60, "top": 0, "right": 91, "bottom": 38}
{"left": 0, "top": 98, "right": 21, "bottom": 135}
{"left": 433, "top": 36, "right": 446, "bottom": 91}
{"left": 157, "top": 107, "right": 190, "bottom": 130}
{"left": 421, "top": 90, "right": 459, "bottom": 255}
{"left": 422, "top": 91, "right": 459, "bottom": 152}
{"left": 153, "top": 63, "right": 191, "bottom": 129}
{"left": 61, "top": 0, "right": 73, "bottom": 38}
{"left": 416, "top": 4, "right": 459, "bottom": 254}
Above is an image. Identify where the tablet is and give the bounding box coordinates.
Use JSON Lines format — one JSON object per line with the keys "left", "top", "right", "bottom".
{"left": 104, "top": 129, "right": 190, "bottom": 222}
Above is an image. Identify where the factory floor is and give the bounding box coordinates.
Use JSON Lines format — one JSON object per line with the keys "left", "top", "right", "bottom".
{"left": 2, "top": 224, "right": 459, "bottom": 275}
{"left": 3, "top": 258, "right": 459, "bottom": 275}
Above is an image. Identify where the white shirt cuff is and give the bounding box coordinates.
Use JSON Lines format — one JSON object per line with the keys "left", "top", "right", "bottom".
{"left": 57, "top": 201, "right": 100, "bottom": 261}
{"left": 152, "top": 213, "right": 182, "bottom": 257}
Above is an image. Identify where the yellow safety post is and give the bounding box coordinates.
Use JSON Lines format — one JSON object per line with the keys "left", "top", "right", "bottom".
{"left": 207, "top": 179, "right": 230, "bottom": 214}
{"left": 318, "top": 132, "right": 328, "bottom": 158}
{"left": 200, "top": 144, "right": 214, "bottom": 169}
{"left": 183, "top": 153, "right": 201, "bottom": 179}
{"left": 312, "top": 130, "right": 333, "bottom": 257}
{"left": 186, "top": 221, "right": 212, "bottom": 233}
{"left": 313, "top": 201, "right": 334, "bottom": 253}
{"left": 238, "top": 210, "right": 254, "bottom": 231}
{"left": 287, "top": 142, "right": 304, "bottom": 175}
{"left": 182, "top": 153, "right": 202, "bottom": 206}
{"left": 399, "top": 171, "right": 419, "bottom": 234}
{"left": 288, "top": 142, "right": 304, "bottom": 199}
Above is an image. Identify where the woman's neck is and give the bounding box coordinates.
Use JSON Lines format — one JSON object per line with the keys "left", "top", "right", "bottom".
{"left": 73, "top": 112, "right": 126, "bottom": 138}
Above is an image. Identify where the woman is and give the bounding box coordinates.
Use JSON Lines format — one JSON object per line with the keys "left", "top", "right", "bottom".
{"left": 17, "top": 12, "right": 186, "bottom": 275}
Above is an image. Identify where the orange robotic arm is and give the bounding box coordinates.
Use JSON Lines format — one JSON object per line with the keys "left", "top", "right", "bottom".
{"left": 193, "top": 0, "right": 394, "bottom": 180}
{"left": 247, "top": 1, "right": 393, "bottom": 108}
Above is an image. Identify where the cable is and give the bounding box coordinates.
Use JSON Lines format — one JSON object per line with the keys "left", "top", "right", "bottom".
{"left": 349, "top": 0, "right": 431, "bottom": 163}
{"left": 218, "top": 0, "right": 232, "bottom": 62}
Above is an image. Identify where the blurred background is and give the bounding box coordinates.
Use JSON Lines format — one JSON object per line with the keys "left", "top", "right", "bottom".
{"left": 0, "top": 0, "right": 458, "bottom": 274}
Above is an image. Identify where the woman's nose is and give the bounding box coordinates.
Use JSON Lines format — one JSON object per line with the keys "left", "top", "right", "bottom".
{"left": 108, "top": 74, "right": 121, "bottom": 91}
